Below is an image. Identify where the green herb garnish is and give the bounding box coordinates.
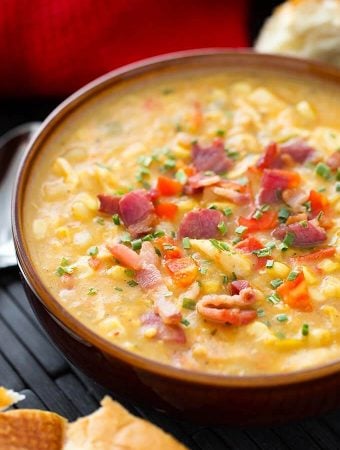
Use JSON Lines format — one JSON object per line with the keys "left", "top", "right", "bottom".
{"left": 302, "top": 323, "right": 309, "bottom": 336}
{"left": 278, "top": 207, "right": 290, "bottom": 222}
{"left": 112, "top": 214, "right": 121, "bottom": 225}
{"left": 127, "top": 280, "right": 138, "bottom": 287}
{"left": 266, "top": 260, "right": 274, "bottom": 268}
{"left": 217, "top": 221, "right": 227, "bottom": 235}
{"left": 88, "top": 246, "right": 99, "bottom": 257}
{"left": 267, "top": 293, "right": 282, "bottom": 304}
{"left": 223, "top": 207, "right": 233, "bottom": 217}
{"left": 87, "top": 287, "right": 97, "bottom": 296}
{"left": 182, "top": 237, "right": 191, "bottom": 249}
{"left": 282, "top": 232, "right": 295, "bottom": 248}
{"left": 276, "top": 314, "right": 288, "bottom": 322}
{"left": 315, "top": 162, "right": 331, "bottom": 180}
{"left": 210, "top": 239, "right": 230, "bottom": 251}
{"left": 131, "top": 239, "right": 142, "bottom": 251}
{"left": 182, "top": 298, "right": 196, "bottom": 310}
{"left": 181, "top": 318, "right": 190, "bottom": 327}
{"left": 287, "top": 271, "right": 299, "bottom": 281}
{"left": 235, "top": 225, "right": 248, "bottom": 235}
{"left": 271, "top": 279, "right": 283, "bottom": 289}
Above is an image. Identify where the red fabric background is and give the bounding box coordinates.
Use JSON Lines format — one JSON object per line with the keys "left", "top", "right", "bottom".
{"left": 0, "top": 0, "right": 249, "bottom": 97}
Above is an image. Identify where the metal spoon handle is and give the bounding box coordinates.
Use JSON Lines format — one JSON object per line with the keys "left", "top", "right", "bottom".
{"left": 0, "top": 122, "right": 41, "bottom": 268}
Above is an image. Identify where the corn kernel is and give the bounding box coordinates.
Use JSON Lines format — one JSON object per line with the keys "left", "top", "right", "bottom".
{"left": 321, "top": 277, "right": 340, "bottom": 298}
{"left": 98, "top": 316, "right": 125, "bottom": 336}
{"left": 171, "top": 144, "right": 190, "bottom": 159}
{"left": 270, "top": 338, "right": 304, "bottom": 351}
{"left": 76, "top": 193, "right": 98, "bottom": 211}
{"left": 200, "top": 279, "right": 221, "bottom": 294}
{"left": 192, "top": 344, "right": 207, "bottom": 358}
{"left": 321, "top": 305, "right": 339, "bottom": 324}
{"left": 318, "top": 259, "right": 340, "bottom": 273}
{"left": 302, "top": 266, "right": 318, "bottom": 285}
{"left": 296, "top": 101, "right": 316, "bottom": 121}
{"left": 143, "top": 327, "right": 157, "bottom": 338}
{"left": 269, "top": 262, "right": 290, "bottom": 278}
{"left": 176, "top": 198, "right": 198, "bottom": 213}
{"left": 106, "top": 265, "right": 126, "bottom": 280}
{"left": 71, "top": 201, "right": 91, "bottom": 220}
{"left": 55, "top": 226, "right": 70, "bottom": 240}
{"left": 309, "top": 329, "right": 332, "bottom": 347}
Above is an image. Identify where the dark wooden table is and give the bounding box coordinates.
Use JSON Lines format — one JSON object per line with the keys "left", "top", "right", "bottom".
{"left": 1, "top": 102, "right": 340, "bottom": 449}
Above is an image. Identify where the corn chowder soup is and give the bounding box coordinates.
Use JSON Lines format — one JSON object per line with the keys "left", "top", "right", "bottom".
{"left": 24, "top": 69, "right": 340, "bottom": 375}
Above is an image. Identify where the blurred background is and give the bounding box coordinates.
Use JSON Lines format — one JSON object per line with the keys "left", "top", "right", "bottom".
{"left": 0, "top": 0, "right": 280, "bottom": 135}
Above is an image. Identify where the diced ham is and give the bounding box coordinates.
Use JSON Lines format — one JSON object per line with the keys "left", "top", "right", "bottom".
{"left": 282, "top": 188, "right": 309, "bottom": 211}
{"left": 136, "top": 264, "right": 162, "bottom": 290}
{"left": 257, "top": 169, "right": 301, "bottom": 204}
{"left": 119, "top": 189, "right": 156, "bottom": 237}
{"left": 230, "top": 280, "right": 250, "bottom": 295}
{"left": 280, "top": 139, "right": 315, "bottom": 164}
{"left": 98, "top": 194, "right": 120, "bottom": 215}
{"left": 272, "top": 220, "right": 327, "bottom": 248}
{"left": 107, "top": 243, "right": 142, "bottom": 270}
{"left": 141, "top": 312, "right": 186, "bottom": 344}
{"left": 327, "top": 150, "right": 340, "bottom": 170}
{"left": 257, "top": 140, "right": 315, "bottom": 170}
{"left": 178, "top": 208, "right": 225, "bottom": 239}
{"left": 192, "top": 141, "right": 233, "bottom": 174}
{"left": 155, "top": 296, "right": 182, "bottom": 325}
{"left": 139, "top": 241, "right": 159, "bottom": 266}
{"left": 213, "top": 185, "right": 251, "bottom": 205}
{"left": 184, "top": 172, "right": 220, "bottom": 195}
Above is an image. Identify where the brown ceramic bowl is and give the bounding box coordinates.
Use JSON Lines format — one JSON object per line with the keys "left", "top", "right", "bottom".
{"left": 12, "top": 50, "right": 340, "bottom": 425}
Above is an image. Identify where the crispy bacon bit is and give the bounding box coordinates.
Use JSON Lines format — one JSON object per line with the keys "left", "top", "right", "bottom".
{"left": 230, "top": 280, "right": 250, "bottom": 295}
{"left": 60, "top": 274, "right": 74, "bottom": 290}
{"left": 107, "top": 243, "right": 142, "bottom": 270}
{"left": 277, "top": 273, "right": 312, "bottom": 312}
{"left": 184, "top": 172, "right": 220, "bottom": 195}
{"left": 327, "top": 150, "right": 340, "bottom": 170}
{"left": 98, "top": 194, "right": 120, "bottom": 215}
{"left": 282, "top": 188, "right": 309, "bottom": 211}
{"left": 192, "top": 141, "right": 233, "bottom": 174}
{"left": 178, "top": 208, "right": 225, "bottom": 239}
{"left": 257, "top": 140, "right": 315, "bottom": 170}
{"left": 141, "top": 312, "right": 186, "bottom": 344}
{"left": 272, "top": 220, "right": 327, "bottom": 248}
{"left": 293, "top": 247, "right": 336, "bottom": 264}
{"left": 136, "top": 265, "right": 162, "bottom": 290}
{"left": 155, "top": 296, "right": 182, "bottom": 325}
{"left": 257, "top": 169, "right": 301, "bottom": 204}
{"left": 213, "top": 180, "right": 251, "bottom": 205}
{"left": 119, "top": 190, "right": 156, "bottom": 237}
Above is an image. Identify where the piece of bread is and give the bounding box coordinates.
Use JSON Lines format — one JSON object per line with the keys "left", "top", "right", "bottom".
{"left": 0, "top": 409, "right": 66, "bottom": 450}
{"left": 0, "top": 395, "right": 188, "bottom": 450}
{"left": 64, "top": 396, "right": 188, "bottom": 450}
{"left": 255, "top": 0, "right": 340, "bottom": 67}
{"left": 0, "top": 387, "right": 25, "bottom": 411}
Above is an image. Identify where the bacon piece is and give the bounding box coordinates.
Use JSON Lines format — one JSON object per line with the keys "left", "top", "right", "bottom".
{"left": 98, "top": 194, "right": 120, "bottom": 215}
{"left": 60, "top": 274, "right": 74, "bottom": 290}
{"left": 257, "top": 169, "right": 301, "bottom": 204}
{"left": 155, "top": 296, "right": 182, "bottom": 325}
{"left": 192, "top": 141, "right": 233, "bottom": 174}
{"left": 141, "top": 312, "right": 186, "bottom": 344}
{"left": 272, "top": 220, "right": 327, "bottom": 248}
{"left": 213, "top": 180, "right": 251, "bottom": 205}
{"left": 280, "top": 139, "right": 315, "bottom": 164}
{"left": 184, "top": 172, "right": 220, "bottom": 195}
{"left": 326, "top": 150, "right": 340, "bottom": 170}
{"left": 282, "top": 188, "right": 309, "bottom": 211}
{"left": 119, "top": 189, "right": 156, "bottom": 237}
{"left": 107, "top": 243, "right": 142, "bottom": 270}
{"left": 136, "top": 264, "right": 162, "bottom": 290}
{"left": 257, "top": 140, "right": 315, "bottom": 170}
{"left": 139, "top": 241, "right": 159, "bottom": 266}
{"left": 178, "top": 208, "right": 225, "bottom": 239}
{"left": 230, "top": 280, "right": 250, "bottom": 295}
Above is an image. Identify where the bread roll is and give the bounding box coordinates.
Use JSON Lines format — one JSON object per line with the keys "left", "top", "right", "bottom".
{"left": 255, "top": 0, "right": 340, "bottom": 67}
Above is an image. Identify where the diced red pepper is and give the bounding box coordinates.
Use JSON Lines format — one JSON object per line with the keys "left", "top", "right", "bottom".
{"left": 165, "top": 257, "right": 198, "bottom": 287}
{"left": 157, "top": 176, "right": 182, "bottom": 196}
{"left": 155, "top": 202, "right": 178, "bottom": 220}
{"left": 309, "top": 190, "right": 329, "bottom": 215}
{"left": 154, "top": 236, "right": 183, "bottom": 260}
{"left": 235, "top": 237, "right": 268, "bottom": 268}
{"left": 293, "top": 247, "right": 336, "bottom": 264}
{"left": 277, "top": 272, "right": 313, "bottom": 312}
{"left": 238, "top": 210, "right": 278, "bottom": 233}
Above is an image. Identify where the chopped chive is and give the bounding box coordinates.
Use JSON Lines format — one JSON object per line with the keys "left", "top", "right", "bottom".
{"left": 278, "top": 207, "right": 290, "bottom": 222}
{"left": 182, "top": 298, "right": 196, "bottom": 310}
{"left": 96, "top": 217, "right": 105, "bottom": 225}
{"left": 230, "top": 272, "right": 237, "bottom": 281}
{"left": 175, "top": 169, "right": 187, "bottom": 184}
{"left": 302, "top": 323, "right": 309, "bottom": 336}
{"left": 127, "top": 280, "right": 138, "bottom": 287}
{"left": 112, "top": 214, "right": 121, "bottom": 225}
{"left": 153, "top": 230, "right": 165, "bottom": 238}
{"left": 266, "top": 259, "right": 274, "bottom": 268}
{"left": 217, "top": 221, "right": 227, "bottom": 235}
{"left": 300, "top": 220, "right": 308, "bottom": 228}
{"left": 253, "top": 247, "right": 272, "bottom": 258}
{"left": 265, "top": 241, "right": 276, "bottom": 249}
{"left": 124, "top": 269, "right": 135, "bottom": 277}
{"left": 61, "top": 257, "right": 69, "bottom": 267}
{"left": 336, "top": 169, "right": 340, "bottom": 181}
{"left": 315, "top": 162, "right": 331, "bottom": 180}
{"left": 131, "top": 239, "right": 142, "bottom": 251}
{"left": 260, "top": 204, "right": 270, "bottom": 212}
{"left": 162, "top": 88, "right": 174, "bottom": 95}
{"left": 275, "top": 331, "right": 286, "bottom": 340}
{"left": 114, "top": 287, "right": 123, "bottom": 292}
{"left": 88, "top": 246, "right": 99, "bottom": 257}
{"left": 271, "top": 279, "right": 283, "bottom": 289}
{"left": 182, "top": 237, "right": 191, "bottom": 249}
{"left": 216, "top": 129, "right": 225, "bottom": 137}
{"left": 257, "top": 308, "right": 266, "bottom": 318}
{"left": 232, "top": 237, "right": 242, "bottom": 245}
{"left": 209, "top": 239, "right": 230, "bottom": 251}
{"left": 267, "top": 293, "right": 281, "bottom": 304}
{"left": 222, "top": 275, "right": 228, "bottom": 285}
{"left": 303, "top": 201, "right": 312, "bottom": 213}
{"left": 154, "top": 247, "right": 161, "bottom": 257}
{"left": 252, "top": 209, "right": 263, "bottom": 220}
{"left": 164, "top": 158, "right": 177, "bottom": 170}
{"left": 318, "top": 187, "right": 326, "bottom": 193}
{"left": 278, "top": 242, "right": 289, "bottom": 252}
{"left": 336, "top": 182, "right": 340, "bottom": 192}
{"left": 282, "top": 232, "right": 295, "bottom": 248}
{"left": 276, "top": 314, "right": 288, "bottom": 322}
{"left": 137, "top": 155, "right": 153, "bottom": 167}
{"left": 87, "top": 287, "right": 97, "bottom": 296}
{"left": 120, "top": 233, "right": 132, "bottom": 244}
{"left": 181, "top": 318, "right": 190, "bottom": 327}
{"left": 223, "top": 207, "right": 233, "bottom": 216}
{"left": 227, "top": 150, "right": 240, "bottom": 160}
{"left": 235, "top": 225, "right": 248, "bottom": 235}
{"left": 199, "top": 266, "right": 208, "bottom": 275}
{"left": 208, "top": 204, "right": 218, "bottom": 210}
{"left": 287, "top": 271, "right": 299, "bottom": 281}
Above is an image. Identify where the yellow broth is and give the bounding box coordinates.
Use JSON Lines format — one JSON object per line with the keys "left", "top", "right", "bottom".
{"left": 24, "top": 69, "right": 340, "bottom": 375}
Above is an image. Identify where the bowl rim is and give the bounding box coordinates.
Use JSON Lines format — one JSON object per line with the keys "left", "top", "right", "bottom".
{"left": 13, "top": 48, "right": 340, "bottom": 388}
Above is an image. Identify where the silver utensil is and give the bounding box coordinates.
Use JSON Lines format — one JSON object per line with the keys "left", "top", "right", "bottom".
{"left": 0, "top": 122, "right": 40, "bottom": 268}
